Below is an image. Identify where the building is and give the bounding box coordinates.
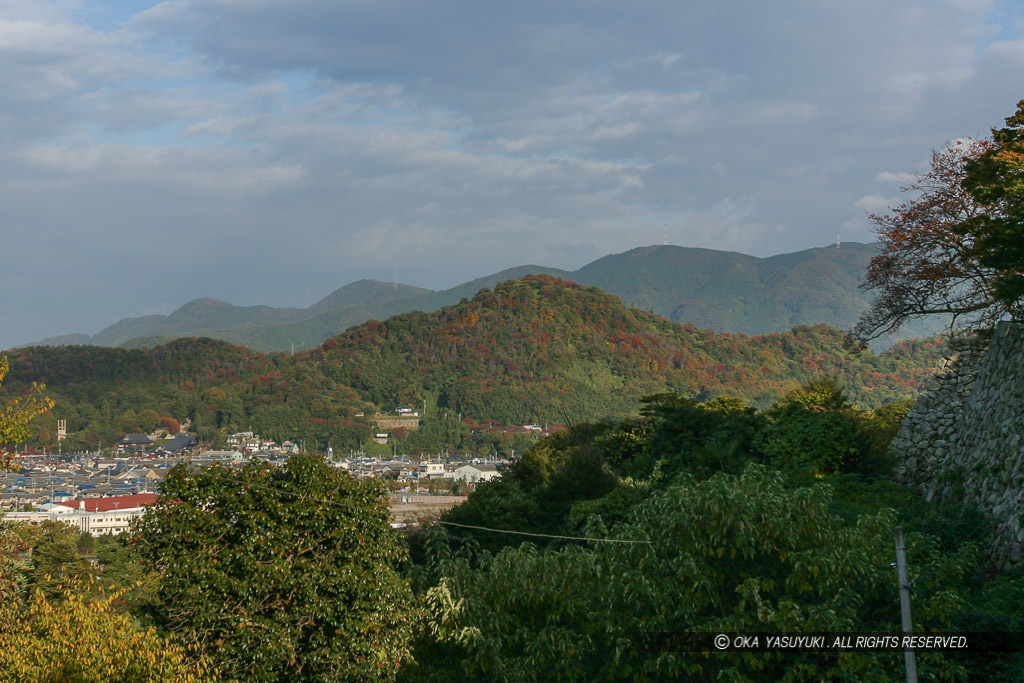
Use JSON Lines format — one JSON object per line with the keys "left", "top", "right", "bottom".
{"left": 6, "top": 493, "right": 161, "bottom": 536}
{"left": 115, "top": 434, "right": 153, "bottom": 454}
{"left": 162, "top": 433, "right": 199, "bottom": 454}
{"left": 452, "top": 463, "right": 501, "bottom": 484}
{"left": 417, "top": 461, "right": 446, "bottom": 479}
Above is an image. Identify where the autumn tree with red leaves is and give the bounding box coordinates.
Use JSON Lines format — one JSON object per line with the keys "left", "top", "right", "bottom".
{"left": 855, "top": 138, "right": 1005, "bottom": 341}
{"left": 857, "top": 101, "right": 1024, "bottom": 342}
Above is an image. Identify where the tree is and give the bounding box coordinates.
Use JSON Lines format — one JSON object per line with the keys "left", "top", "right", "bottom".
{"left": 91, "top": 533, "right": 161, "bottom": 613}
{"left": 962, "top": 99, "right": 1024, "bottom": 311}
{"left": 854, "top": 138, "right": 1004, "bottom": 342}
{"left": 0, "top": 355, "right": 54, "bottom": 469}
{"left": 0, "top": 581, "right": 216, "bottom": 683}
{"left": 412, "top": 464, "right": 975, "bottom": 681}
{"left": 19, "top": 521, "right": 95, "bottom": 601}
{"left": 132, "top": 454, "right": 419, "bottom": 681}
{"left": 1, "top": 523, "right": 201, "bottom": 681}
{"left": 758, "top": 379, "right": 864, "bottom": 475}
{"left": 0, "top": 521, "right": 29, "bottom": 620}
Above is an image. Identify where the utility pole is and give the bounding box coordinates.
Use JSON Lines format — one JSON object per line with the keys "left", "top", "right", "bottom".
{"left": 894, "top": 526, "right": 918, "bottom": 683}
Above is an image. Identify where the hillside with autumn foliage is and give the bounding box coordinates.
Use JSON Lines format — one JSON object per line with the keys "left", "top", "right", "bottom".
{"left": 4, "top": 275, "right": 945, "bottom": 452}
{"left": 311, "top": 275, "right": 943, "bottom": 422}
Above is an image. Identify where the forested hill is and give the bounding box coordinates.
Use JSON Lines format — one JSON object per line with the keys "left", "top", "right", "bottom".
{"left": 24, "top": 242, "right": 947, "bottom": 353}
{"left": 5, "top": 275, "right": 946, "bottom": 450}
{"left": 310, "top": 275, "right": 943, "bottom": 424}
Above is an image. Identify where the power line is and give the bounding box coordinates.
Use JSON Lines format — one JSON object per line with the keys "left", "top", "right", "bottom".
{"left": 437, "top": 521, "right": 652, "bottom": 544}
{"left": 158, "top": 470, "right": 652, "bottom": 545}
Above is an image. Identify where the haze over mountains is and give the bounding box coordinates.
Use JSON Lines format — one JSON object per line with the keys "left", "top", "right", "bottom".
{"left": 25, "top": 242, "right": 943, "bottom": 353}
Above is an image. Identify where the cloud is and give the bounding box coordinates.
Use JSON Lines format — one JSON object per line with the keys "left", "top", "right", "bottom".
{"left": 2, "top": 0, "right": 1024, "bottom": 349}
{"left": 854, "top": 194, "right": 897, "bottom": 214}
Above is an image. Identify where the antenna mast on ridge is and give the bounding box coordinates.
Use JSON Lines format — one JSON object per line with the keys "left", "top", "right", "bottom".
{"left": 664, "top": 225, "right": 668, "bottom": 246}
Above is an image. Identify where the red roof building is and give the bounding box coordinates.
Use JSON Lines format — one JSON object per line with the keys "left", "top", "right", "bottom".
{"left": 57, "top": 493, "right": 160, "bottom": 513}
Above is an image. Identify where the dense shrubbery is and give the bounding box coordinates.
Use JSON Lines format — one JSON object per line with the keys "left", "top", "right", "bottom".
{"left": 409, "top": 467, "right": 979, "bottom": 681}
{"left": 403, "top": 387, "right": 1024, "bottom": 682}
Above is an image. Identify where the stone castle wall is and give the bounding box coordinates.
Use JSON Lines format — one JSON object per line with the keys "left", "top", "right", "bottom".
{"left": 372, "top": 416, "right": 421, "bottom": 430}
{"left": 891, "top": 322, "right": 1024, "bottom": 569}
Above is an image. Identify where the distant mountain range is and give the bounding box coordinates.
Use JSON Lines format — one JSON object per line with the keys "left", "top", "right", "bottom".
{"left": 26, "top": 242, "right": 945, "bottom": 352}
{"left": 6, "top": 274, "right": 947, "bottom": 453}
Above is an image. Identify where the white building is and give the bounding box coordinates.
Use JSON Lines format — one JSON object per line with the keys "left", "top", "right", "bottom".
{"left": 417, "top": 461, "right": 446, "bottom": 479}
{"left": 5, "top": 493, "right": 160, "bottom": 536}
{"left": 452, "top": 464, "right": 501, "bottom": 484}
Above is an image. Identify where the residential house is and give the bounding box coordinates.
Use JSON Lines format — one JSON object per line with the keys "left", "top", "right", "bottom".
{"left": 452, "top": 463, "right": 501, "bottom": 484}
{"left": 417, "top": 461, "right": 446, "bottom": 480}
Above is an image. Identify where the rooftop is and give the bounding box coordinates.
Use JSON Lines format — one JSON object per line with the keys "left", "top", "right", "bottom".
{"left": 57, "top": 493, "right": 160, "bottom": 513}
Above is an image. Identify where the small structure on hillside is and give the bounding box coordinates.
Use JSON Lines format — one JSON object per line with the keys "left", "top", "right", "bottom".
{"left": 116, "top": 434, "right": 153, "bottom": 455}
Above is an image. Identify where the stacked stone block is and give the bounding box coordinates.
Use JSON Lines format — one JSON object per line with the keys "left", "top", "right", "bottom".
{"left": 891, "top": 322, "right": 1024, "bottom": 570}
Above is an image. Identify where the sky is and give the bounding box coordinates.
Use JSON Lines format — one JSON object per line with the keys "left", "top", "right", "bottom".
{"left": 3, "top": 0, "right": 1024, "bottom": 350}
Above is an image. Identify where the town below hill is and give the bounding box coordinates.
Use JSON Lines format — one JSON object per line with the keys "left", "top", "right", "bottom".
{"left": 1, "top": 442, "right": 508, "bottom": 535}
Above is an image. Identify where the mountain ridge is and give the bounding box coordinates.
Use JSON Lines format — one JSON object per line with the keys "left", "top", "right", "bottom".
{"left": 5, "top": 274, "right": 947, "bottom": 454}
{"left": 22, "top": 242, "right": 944, "bottom": 352}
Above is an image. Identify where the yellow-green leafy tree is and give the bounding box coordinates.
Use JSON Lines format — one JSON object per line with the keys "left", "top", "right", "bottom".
{"left": 0, "top": 581, "right": 217, "bottom": 682}
{"left": 1, "top": 357, "right": 214, "bottom": 681}
{"left": 0, "top": 355, "right": 54, "bottom": 470}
